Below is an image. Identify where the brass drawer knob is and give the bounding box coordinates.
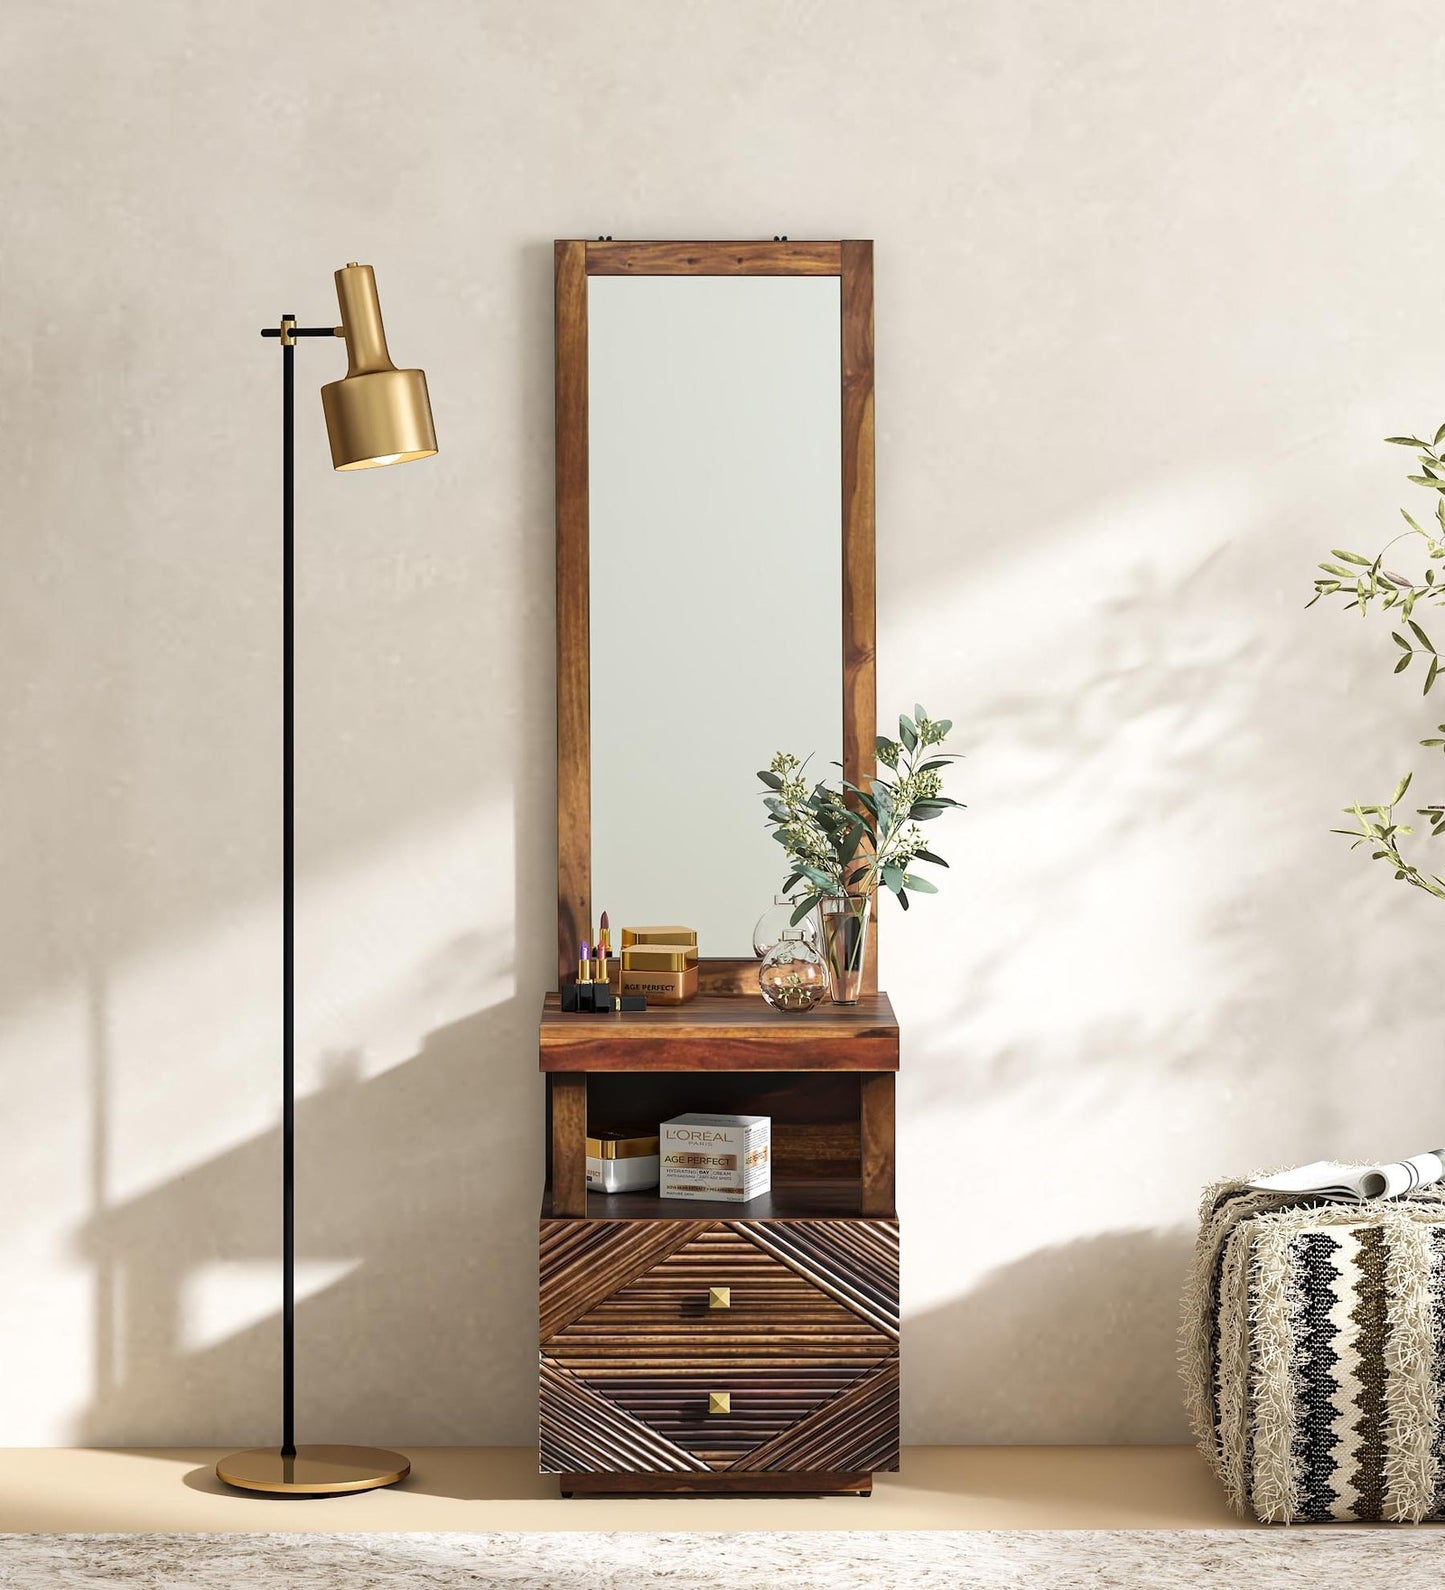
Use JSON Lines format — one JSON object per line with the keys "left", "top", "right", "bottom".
{"left": 707, "top": 1391, "right": 731, "bottom": 1415}
{"left": 708, "top": 1286, "right": 731, "bottom": 1310}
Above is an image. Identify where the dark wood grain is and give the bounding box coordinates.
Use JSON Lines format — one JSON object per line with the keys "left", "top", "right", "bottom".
{"left": 548, "top": 1073, "right": 588, "bottom": 1220}
{"left": 540, "top": 1216, "right": 899, "bottom": 1482}
{"left": 860, "top": 1071, "right": 895, "bottom": 1216}
{"left": 540, "top": 1217, "right": 711, "bottom": 1339}
{"left": 558, "top": 1471, "right": 872, "bottom": 1497}
{"left": 584, "top": 240, "right": 842, "bottom": 276}
{"left": 840, "top": 239, "right": 879, "bottom": 997}
{"left": 739, "top": 1360, "right": 900, "bottom": 1474}
{"left": 555, "top": 241, "right": 591, "bottom": 986}
{"left": 539, "top": 992, "right": 898, "bottom": 1072}
{"left": 542, "top": 1178, "right": 888, "bottom": 1225}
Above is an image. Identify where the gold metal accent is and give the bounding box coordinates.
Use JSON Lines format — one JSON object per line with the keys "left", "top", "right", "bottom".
{"left": 708, "top": 1286, "right": 731, "bottom": 1310}
{"left": 320, "top": 263, "right": 437, "bottom": 471}
{"left": 621, "top": 925, "right": 699, "bottom": 949}
{"left": 586, "top": 1130, "right": 660, "bottom": 1160}
{"left": 707, "top": 1392, "right": 731, "bottom": 1415}
{"left": 215, "top": 1444, "right": 410, "bottom": 1495}
{"left": 278, "top": 315, "right": 297, "bottom": 347}
{"left": 621, "top": 943, "right": 698, "bottom": 972}
{"left": 619, "top": 963, "right": 699, "bottom": 1005}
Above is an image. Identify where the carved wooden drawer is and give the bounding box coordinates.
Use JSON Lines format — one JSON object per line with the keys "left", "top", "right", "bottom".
{"left": 539, "top": 1217, "right": 899, "bottom": 1476}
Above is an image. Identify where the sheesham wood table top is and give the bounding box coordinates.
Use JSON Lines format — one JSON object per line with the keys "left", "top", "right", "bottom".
{"left": 538, "top": 992, "right": 899, "bottom": 1072}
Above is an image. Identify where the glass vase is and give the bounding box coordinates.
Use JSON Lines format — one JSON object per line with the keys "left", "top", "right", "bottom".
{"left": 752, "top": 893, "right": 819, "bottom": 959}
{"left": 815, "top": 894, "right": 871, "bottom": 1006}
{"left": 757, "top": 931, "right": 828, "bottom": 1013}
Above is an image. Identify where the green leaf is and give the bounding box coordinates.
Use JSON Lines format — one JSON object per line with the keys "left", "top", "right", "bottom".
{"left": 758, "top": 770, "right": 783, "bottom": 790}
{"left": 933, "top": 719, "right": 953, "bottom": 737}
{"left": 1409, "top": 619, "right": 1436, "bottom": 652}
{"left": 1427, "top": 657, "right": 1439, "bottom": 695}
{"left": 1387, "top": 436, "right": 1429, "bottom": 446}
{"left": 789, "top": 894, "right": 822, "bottom": 927}
{"left": 1391, "top": 772, "right": 1413, "bottom": 805}
{"left": 896, "top": 889, "right": 909, "bottom": 911}
{"left": 898, "top": 715, "right": 917, "bottom": 753}
{"left": 881, "top": 864, "right": 904, "bottom": 897}
{"left": 1434, "top": 423, "right": 1445, "bottom": 446}
{"left": 1408, "top": 476, "right": 1445, "bottom": 490}
{"left": 914, "top": 849, "right": 950, "bottom": 867}
{"left": 914, "top": 703, "right": 927, "bottom": 723}
{"left": 1331, "top": 549, "right": 1373, "bottom": 565}
{"left": 875, "top": 735, "right": 898, "bottom": 759}
{"left": 1396, "top": 653, "right": 1413, "bottom": 673}
{"left": 900, "top": 874, "right": 938, "bottom": 893}
{"left": 1393, "top": 631, "right": 1413, "bottom": 650}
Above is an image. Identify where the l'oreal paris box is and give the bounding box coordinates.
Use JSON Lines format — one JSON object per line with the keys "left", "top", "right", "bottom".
{"left": 586, "top": 1129, "right": 660, "bottom": 1194}
{"left": 659, "top": 1113, "right": 770, "bottom": 1203}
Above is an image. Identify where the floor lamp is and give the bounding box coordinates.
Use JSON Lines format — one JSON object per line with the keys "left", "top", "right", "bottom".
{"left": 216, "top": 264, "right": 437, "bottom": 1497}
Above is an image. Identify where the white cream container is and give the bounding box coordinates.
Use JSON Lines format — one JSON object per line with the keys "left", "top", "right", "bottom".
{"left": 586, "top": 1129, "right": 660, "bottom": 1193}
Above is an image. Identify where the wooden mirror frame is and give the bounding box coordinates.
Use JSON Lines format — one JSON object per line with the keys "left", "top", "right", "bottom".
{"left": 554, "top": 238, "right": 877, "bottom": 995}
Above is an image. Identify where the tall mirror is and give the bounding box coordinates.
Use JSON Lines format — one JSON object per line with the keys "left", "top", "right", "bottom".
{"left": 555, "top": 240, "right": 875, "bottom": 990}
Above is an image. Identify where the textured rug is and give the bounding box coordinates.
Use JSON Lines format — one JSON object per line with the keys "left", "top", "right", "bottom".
{"left": 2, "top": 1531, "right": 1443, "bottom": 1589}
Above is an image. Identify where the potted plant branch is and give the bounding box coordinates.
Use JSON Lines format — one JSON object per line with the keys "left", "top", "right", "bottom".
{"left": 757, "top": 706, "right": 965, "bottom": 1003}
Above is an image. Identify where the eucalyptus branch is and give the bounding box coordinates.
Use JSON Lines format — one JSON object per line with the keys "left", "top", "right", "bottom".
{"left": 757, "top": 705, "right": 965, "bottom": 923}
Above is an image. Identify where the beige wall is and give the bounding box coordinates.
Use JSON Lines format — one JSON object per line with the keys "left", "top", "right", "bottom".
{"left": 3, "top": 0, "right": 1444, "bottom": 1446}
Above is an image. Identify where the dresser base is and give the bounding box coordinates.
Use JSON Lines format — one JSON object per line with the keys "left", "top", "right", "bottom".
{"left": 558, "top": 1471, "right": 873, "bottom": 1499}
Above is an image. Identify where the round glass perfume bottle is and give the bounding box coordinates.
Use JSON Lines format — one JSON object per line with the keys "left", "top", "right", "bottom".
{"left": 758, "top": 930, "right": 829, "bottom": 1013}
{"left": 752, "top": 893, "right": 819, "bottom": 959}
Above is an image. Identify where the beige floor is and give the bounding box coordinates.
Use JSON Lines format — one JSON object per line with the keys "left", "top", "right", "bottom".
{"left": 0, "top": 1446, "right": 1260, "bottom": 1533}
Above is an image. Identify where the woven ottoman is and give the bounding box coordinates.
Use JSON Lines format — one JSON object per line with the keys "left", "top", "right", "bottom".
{"left": 1182, "top": 1181, "right": 1445, "bottom": 1523}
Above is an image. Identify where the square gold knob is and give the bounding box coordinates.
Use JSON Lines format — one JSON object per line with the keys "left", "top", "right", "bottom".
{"left": 707, "top": 1392, "right": 731, "bottom": 1415}
{"left": 708, "top": 1286, "right": 731, "bottom": 1310}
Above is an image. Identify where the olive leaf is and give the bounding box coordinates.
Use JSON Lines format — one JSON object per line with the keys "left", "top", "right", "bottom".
{"left": 1309, "top": 428, "right": 1445, "bottom": 899}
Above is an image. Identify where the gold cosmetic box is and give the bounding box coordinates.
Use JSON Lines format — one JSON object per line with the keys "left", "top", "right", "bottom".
{"left": 619, "top": 940, "right": 699, "bottom": 1005}
{"left": 620, "top": 925, "right": 699, "bottom": 950}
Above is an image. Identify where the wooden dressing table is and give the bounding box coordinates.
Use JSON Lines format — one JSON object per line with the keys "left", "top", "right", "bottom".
{"left": 540, "top": 240, "right": 898, "bottom": 1497}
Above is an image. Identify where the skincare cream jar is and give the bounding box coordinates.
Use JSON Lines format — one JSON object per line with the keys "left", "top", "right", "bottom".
{"left": 619, "top": 942, "right": 699, "bottom": 1005}
{"left": 585, "top": 1129, "right": 660, "bottom": 1193}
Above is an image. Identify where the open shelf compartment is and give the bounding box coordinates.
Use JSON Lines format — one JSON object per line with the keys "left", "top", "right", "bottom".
{"left": 543, "top": 1067, "right": 895, "bottom": 1222}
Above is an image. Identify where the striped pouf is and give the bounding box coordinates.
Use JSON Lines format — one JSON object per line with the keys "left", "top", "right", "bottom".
{"left": 1181, "top": 1181, "right": 1445, "bottom": 1523}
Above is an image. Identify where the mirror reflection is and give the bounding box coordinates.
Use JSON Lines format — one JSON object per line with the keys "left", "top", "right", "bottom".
{"left": 588, "top": 275, "right": 842, "bottom": 957}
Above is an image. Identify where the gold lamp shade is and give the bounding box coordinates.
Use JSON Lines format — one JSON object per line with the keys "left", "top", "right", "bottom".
{"left": 321, "top": 263, "right": 437, "bottom": 471}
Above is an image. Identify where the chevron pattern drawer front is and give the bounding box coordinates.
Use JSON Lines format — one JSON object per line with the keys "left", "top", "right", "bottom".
{"left": 539, "top": 1217, "right": 900, "bottom": 1476}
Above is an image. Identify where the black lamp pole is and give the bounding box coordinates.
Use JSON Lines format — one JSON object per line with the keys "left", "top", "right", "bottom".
{"left": 264, "top": 317, "right": 339, "bottom": 1462}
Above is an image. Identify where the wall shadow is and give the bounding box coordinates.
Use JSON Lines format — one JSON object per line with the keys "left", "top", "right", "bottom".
{"left": 903, "top": 1227, "right": 1196, "bottom": 1447}
{"left": 73, "top": 992, "right": 544, "bottom": 1449}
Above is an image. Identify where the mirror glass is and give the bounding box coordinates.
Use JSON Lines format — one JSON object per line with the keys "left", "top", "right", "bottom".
{"left": 588, "top": 275, "right": 843, "bottom": 958}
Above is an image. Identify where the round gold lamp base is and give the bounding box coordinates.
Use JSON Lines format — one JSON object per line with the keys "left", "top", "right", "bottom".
{"left": 216, "top": 1444, "right": 410, "bottom": 1496}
